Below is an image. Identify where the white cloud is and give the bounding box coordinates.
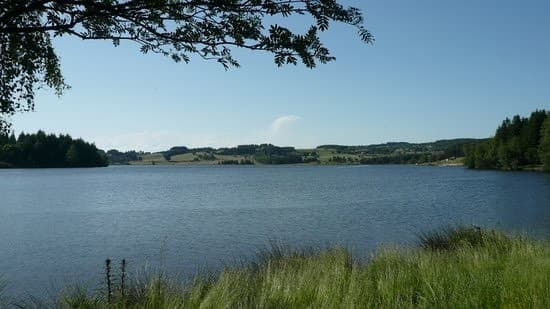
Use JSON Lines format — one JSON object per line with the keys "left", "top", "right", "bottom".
{"left": 268, "top": 115, "right": 301, "bottom": 135}
{"left": 91, "top": 115, "right": 305, "bottom": 151}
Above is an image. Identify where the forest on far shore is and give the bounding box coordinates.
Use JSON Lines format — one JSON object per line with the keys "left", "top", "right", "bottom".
{"left": 0, "top": 131, "right": 107, "bottom": 168}
{"left": 107, "top": 139, "right": 478, "bottom": 166}
{"left": 3, "top": 110, "right": 549, "bottom": 171}
{"left": 464, "top": 110, "right": 550, "bottom": 171}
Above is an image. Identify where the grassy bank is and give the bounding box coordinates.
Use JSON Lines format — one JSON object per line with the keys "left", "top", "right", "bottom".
{"left": 10, "top": 227, "right": 550, "bottom": 308}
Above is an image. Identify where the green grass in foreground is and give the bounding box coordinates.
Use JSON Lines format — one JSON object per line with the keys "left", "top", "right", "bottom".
{"left": 11, "top": 227, "right": 550, "bottom": 308}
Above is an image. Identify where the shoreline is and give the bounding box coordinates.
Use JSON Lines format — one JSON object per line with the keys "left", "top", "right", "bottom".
{"left": 2, "top": 227, "right": 547, "bottom": 308}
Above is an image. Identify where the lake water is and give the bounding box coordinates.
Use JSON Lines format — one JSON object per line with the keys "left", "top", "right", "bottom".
{"left": 1, "top": 165, "right": 549, "bottom": 297}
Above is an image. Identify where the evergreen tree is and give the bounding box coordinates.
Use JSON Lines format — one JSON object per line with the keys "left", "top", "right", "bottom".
{"left": 539, "top": 117, "right": 550, "bottom": 172}
{"left": 0, "top": 131, "right": 107, "bottom": 168}
{"left": 65, "top": 144, "right": 80, "bottom": 167}
{"left": 0, "top": 133, "right": 8, "bottom": 145}
{"left": 464, "top": 109, "right": 548, "bottom": 171}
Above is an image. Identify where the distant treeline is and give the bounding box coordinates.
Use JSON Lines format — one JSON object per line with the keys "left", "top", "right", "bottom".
{"left": 160, "top": 144, "right": 304, "bottom": 164}
{"left": 106, "top": 149, "right": 149, "bottom": 164}
{"left": 251, "top": 144, "right": 303, "bottom": 164}
{"left": 320, "top": 139, "right": 478, "bottom": 165}
{"left": 106, "top": 139, "right": 489, "bottom": 166}
{"left": 162, "top": 146, "right": 191, "bottom": 160}
{"left": 317, "top": 139, "right": 478, "bottom": 156}
{"left": 464, "top": 110, "right": 550, "bottom": 171}
{"left": 0, "top": 131, "right": 107, "bottom": 168}
{"left": 358, "top": 152, "right": 455, "bottom": 165}
{"left": 218, "top": 159, "right": 254, "bottom": 165}
{"left": 109, "top": 139, "right": 481, "bottom": 166}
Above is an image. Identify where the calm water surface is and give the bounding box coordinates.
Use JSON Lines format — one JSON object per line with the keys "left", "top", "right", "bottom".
{"left": 1, "top": 165, "right": 549, "bottom": 296}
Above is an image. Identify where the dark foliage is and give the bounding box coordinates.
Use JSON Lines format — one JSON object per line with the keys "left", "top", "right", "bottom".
{"left": 144, "top": 139, "right": 478, "bottom": 166}
{"left": 464, "top": 110, "right": 549, "bottom": 170}
{"left": 0, "top": 0, "right": 373, "bottom": 133}
{"left": 162, "top": 146, "right": 189, "bottom": 161}
{"left": 418, "top": 226, "right": 510, "bottom": 252}
{"left": 204, "top": 143, "right": 302, "bottom": 164}
{"left": 253, "top": 144, "right": 303, "bottom": 164}
{"left": 106, "top": 149, "right": 145, "bottom": 164}
{"left": 146, "top": 144, "right": 303, "bottom": 164}
{"left": 318, "top": 139, "right": 478, "bottom": 156}
{"left": 302, "top": 157, "right": 319, "bottom": 163}
{"left": 329, "top": 156, "right": 356, "bottom": 164}
{"left": 218, "top": 159, "right": 253, "bottom": 165}
{"left": 540, "top": 117, "right": 550, "bottom": 171}
{"left": 217, "top": 145, "right": 259, "bottom": 156}
{"left": 351, "top": 139, "right": 479, "bottom": 165}
{"left": 0, "top": 130, "right": 107, "bottom": 168}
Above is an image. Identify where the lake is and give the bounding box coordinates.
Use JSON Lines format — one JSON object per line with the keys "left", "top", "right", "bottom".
{"left": 1, "top": 165, "right": 549, "bottom": 297}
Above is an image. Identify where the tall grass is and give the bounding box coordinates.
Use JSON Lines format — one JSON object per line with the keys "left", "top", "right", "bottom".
{"left": 11, "top": 227, "right": 550, "bottom": 308}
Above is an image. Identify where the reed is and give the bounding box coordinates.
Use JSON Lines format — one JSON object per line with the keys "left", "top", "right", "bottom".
{"left": 8, "top": 227, "right": 550, "bottom": 308}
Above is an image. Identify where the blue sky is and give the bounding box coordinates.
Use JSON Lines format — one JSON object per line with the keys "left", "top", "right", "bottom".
{"left": 12, "top": 0, "right": 550, "bottom": 151}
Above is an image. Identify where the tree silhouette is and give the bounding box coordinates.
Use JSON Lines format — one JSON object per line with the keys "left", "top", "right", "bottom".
{"left": 0, "top": 0, "right": 374, "bottom": 132}
{"left": 0, "top": 130, "right": 107, "bottom": 167}
{"left": 539, "top": 117, "right": 550, "bottom": 171}
{"left": 464, "top": 110, "right": 549, "bottom": 170}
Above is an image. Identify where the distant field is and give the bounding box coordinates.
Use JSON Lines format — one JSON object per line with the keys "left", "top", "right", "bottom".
{"left": 131, "top": 152, "right": 253, "bottom": 165}
{"left": 129, "top": 149, "right": 463, "bottom": 166}
{"left": 311, "top": 148, "right": 363, "bottom": 164}
{"left": 130, "top": 153, "right": 169, "bottom": 165}
{"left": 119, "top": 139, "right": 474, "bottom": 166}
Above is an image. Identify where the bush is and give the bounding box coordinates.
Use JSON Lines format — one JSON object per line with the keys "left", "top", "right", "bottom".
{"left": 418, "top": 225, "right": 510, "bottom": 251}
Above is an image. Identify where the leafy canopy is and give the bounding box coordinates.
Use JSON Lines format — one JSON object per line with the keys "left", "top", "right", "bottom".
{"left": 0, "top": 0, "right": 374, "bottom": 132}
